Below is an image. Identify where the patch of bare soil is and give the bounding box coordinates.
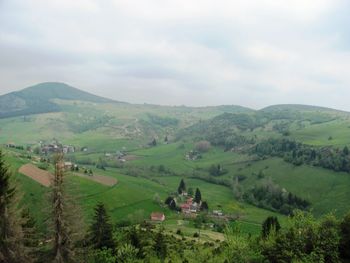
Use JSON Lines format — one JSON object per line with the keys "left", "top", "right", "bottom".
{"left": 74, "top": 173, "right": 118, "bottom": 186}
{"left": 19, "top": 164, "right": 53, "bottom": 187}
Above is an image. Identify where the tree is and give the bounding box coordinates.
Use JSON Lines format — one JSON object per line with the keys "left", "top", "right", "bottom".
{"left": 200, "top": 201, "right": 209, "bottom": 211}
{"left": 194, "top": 188, "right": 202, "bottom": 204}
{"left": 340, "top": 212, "right": 350, "bottom": 260}
{"left": 89, "top": 203, "right": 115, "bottom": 250}
{"left": 343, "top": 146, "right": 349, "bottom": 156}
{"left": 154, "top": 228, "right": 167, "bottom": 261}
{"left": 51, "top": 153, "right": 74, "bottom": 263}
{"left": 150, "top": 138, "right": 157, "bottom": 146}
{"left": 165, "top": 197, "right": 177, "bottom": 211}
{"left": 177, "top": 179, "right": 186, "bottom": 194}
{"left": 261, "top": 211, "right": 340, "bottom": 262}
{"left": 262, "top": 216, "right": 281, "bottom": 238}
{"left": 0, "top": 150, "right": 33, "bottom": 263}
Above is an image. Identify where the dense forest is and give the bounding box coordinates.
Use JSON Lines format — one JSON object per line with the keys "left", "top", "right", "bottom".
{"left": 252, "top": 138, "right": 350, "bottom": 173}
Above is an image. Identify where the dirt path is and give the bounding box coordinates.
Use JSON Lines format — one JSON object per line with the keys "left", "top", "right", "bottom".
{"left": 19, "top": 164, "right": 53, "bottom": 187}
{"left": 74, "top": 173, "right": 118, "bottom": 186}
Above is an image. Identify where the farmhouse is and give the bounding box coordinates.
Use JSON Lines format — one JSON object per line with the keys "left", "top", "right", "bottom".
{"left": 180, "top": 198, "right": 200, "bottom": 214}
{"left": 64, "top": 162, "right": 74, "bottom": 171}
{"left": 180, "top": 203, "right": 191, "bottom": 213}
{"left": 150, "top": 212, "right": 165, "bottom": 222}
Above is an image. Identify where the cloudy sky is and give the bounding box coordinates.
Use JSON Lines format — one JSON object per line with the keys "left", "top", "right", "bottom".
{"left": 0, "top": 0, "right": 350, "bottom": 110}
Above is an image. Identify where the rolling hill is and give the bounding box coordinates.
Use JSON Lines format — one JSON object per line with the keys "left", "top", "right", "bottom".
{"left": 0, "top": 82, "right": 117, "bottom": 118}
{"left": 1, "top": 82, "right": 350, "bottom": 238}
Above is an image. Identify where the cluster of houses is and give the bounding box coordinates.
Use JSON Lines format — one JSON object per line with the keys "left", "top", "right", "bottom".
{"left": 41, "top": 142, "right": 75, "bottom": 155}
{"left": 180, "top": 197, "right": 200, "bottom": 214}
{"left": 185, "top": 150, "right": 202, "bottom": 161}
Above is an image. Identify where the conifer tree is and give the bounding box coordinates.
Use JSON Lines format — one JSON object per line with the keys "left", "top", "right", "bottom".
{"left": 177, "top": 179, "right": 186, "bottom": 194}
{"left": 89, "top": 203, "right": 115, "bottom": 250}
{"left": 194, "top": 188, "right": 202, "bottom": 204}
{"left": 0, "top": 150, "right": 33, "bottom": 263}
{"left": 51, "top": 153, "right": 75, "bottom": 263}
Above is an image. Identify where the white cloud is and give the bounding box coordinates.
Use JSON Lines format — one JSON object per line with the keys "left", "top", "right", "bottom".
{"left": 0, "top": 0, "right": 349, "bottom": 110}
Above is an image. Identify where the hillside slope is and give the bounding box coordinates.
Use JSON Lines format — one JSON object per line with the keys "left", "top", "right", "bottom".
{"left": 0, "top": 82, "right": 116, "bottom": 118}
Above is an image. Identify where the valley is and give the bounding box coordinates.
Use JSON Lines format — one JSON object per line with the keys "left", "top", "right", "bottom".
{"left": 2, "top": 83, "right": 350, "bottom": 241}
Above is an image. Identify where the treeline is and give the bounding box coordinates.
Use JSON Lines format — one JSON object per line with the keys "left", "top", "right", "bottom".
{"left": 147, "top": 113, "right": 179, "bottom": 127}
{"left": 243, "top": 180, "right": 310, "bottom": 215}
{"left": 253, "top": 138, "right": 350, "bottom": 173}
{"left": 177, "top": 113, "right": 259, "bottom": 149}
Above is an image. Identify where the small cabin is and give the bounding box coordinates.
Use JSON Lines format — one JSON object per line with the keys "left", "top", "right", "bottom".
{"left": 150, "top": 212, "right": 165, "bottom": 222}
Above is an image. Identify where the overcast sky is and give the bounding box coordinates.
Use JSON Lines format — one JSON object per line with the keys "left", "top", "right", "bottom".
{"left": 0, "top": 0, "right": 350, "bottom": 110}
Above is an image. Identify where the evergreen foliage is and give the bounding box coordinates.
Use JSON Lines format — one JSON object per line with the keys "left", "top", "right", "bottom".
{"left": 194, "top": 188, "right": 202, "bottom": 204}
{"left": 89, "top": 203, "right": 115, "bottom": 250}
{"left": 262, "top": 216, "right": 281, "bottom": 238}
{"left": 0, "top": 150, "right": 33, "bottom": 263}
{"left": 177, "top": 179, "right": 186, "bottom": 194}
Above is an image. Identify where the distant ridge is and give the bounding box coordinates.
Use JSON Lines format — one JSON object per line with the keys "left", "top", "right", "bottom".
{"left": 260, "top": 104, "right": 350, "bottom": 114}
{"left": 0, "top": 82, "right": 118, "bottom": 118}
{"left": 1, "top": 82, "right": 349, "bottom": 119}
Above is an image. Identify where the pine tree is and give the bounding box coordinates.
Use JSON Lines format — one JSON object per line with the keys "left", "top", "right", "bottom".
{"left": 0, "top": 150, "right": 33, "bottom": 263}
{"left": 177, "top": 179, "right": 186, "bottom": 194}
{"left": 51, "top": 153, "right": 74, "bottom": 263}
{"left": 343, "top": 146, "right": 349, "bottom": 156}
{"left": 89, "top": 203, "right": 115, "bottom": 250}
{"left": 194, "top": 188, "right": 202, "bottom": 204}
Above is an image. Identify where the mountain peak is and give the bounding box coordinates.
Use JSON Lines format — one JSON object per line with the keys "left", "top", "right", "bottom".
{"left": 0, "top": 82, "right": 116, "bottom": 118}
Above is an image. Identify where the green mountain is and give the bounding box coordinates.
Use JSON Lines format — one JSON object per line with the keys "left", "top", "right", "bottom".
{"left": 2, "top": 82, "right": 350, "bottom": 240}
{"left": 0, "top": 82, "right": 116, "bottom": 118}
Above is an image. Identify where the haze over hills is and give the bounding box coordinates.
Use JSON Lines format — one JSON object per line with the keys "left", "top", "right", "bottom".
{"left": 1, "top": 82, "right": 349, "bottom": 119}
{"left": 0, "top": 82, "right": 117, "bottom": 118}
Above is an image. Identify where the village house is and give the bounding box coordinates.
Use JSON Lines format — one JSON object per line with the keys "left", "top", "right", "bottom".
{"left": 150, "top": 212, "right": 165, "bottom": 222}
{"left": 180, "top": 203, "right": 191, "bottom": 213}
{"left": 42, "top": 144, "right": 60, "bottom": 154}
{"left": 62, "top": 145, "right": 75, "bottom": 154}
{"left": 64, "top": 162, "right": 73, "bottom": 170}
{"left": 180, "top": 198, "right": 200, "bottom": 214}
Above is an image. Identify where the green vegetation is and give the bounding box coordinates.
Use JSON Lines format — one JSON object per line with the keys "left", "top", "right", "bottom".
{"left": 2, "top": 83, "right": 350, "bottom": 261}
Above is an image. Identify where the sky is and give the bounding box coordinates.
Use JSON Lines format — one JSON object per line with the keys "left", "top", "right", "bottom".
{"left": 0, "top": 0, "right": 350, "bottom": 110}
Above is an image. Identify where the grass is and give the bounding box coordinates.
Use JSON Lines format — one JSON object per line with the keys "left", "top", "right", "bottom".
{"left": 3, "top": 101, "right": 350, "bottom": 240}
{"left": 292, "top": 119, "right": 350, "bottom": 146}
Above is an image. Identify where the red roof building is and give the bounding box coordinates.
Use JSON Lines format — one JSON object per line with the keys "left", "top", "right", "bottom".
{"left": 150, "top": 212, "right": 165, "bottom": 222}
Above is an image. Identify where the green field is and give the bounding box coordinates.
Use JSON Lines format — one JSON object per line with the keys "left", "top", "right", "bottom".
{"left": 2, "top": 91, "right": 350, "bottom": 241}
